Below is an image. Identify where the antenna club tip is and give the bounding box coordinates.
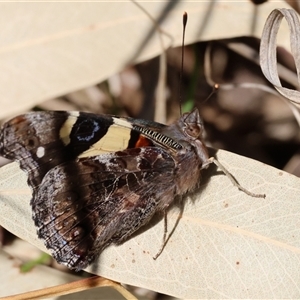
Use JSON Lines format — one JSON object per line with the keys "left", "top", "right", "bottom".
{"left": 183, "top": 11, "right": 188, "bottom": 25}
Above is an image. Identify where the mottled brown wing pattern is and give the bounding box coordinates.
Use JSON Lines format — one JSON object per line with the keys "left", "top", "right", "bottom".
{"left": 0, "top": 109, "right": 210, "bottom": 270}
{"left": 33, "top": 147, "right": 176, "bottom": 270}
{"left": 0, "top": 112, "right": 115, "bottom": 192}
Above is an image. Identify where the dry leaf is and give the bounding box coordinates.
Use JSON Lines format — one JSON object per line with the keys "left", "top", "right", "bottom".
{"left": 0, "top": 150, "right": 299, "bottom": 298}
{"left": 260, "top": 8, "right": 300, "bottom": 105}
{"left": 0, "top": 1, "right": 291, "bottom": 118}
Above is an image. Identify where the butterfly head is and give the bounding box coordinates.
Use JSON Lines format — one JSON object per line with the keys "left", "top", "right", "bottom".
{"left": 177, "top": 108, "right": 210, "bottom": 168}
{"left": 181, "top": 108, "right": 204, "bottom": 140}
{"left": 160, "top": 108, "right": 209, "bottom": 165}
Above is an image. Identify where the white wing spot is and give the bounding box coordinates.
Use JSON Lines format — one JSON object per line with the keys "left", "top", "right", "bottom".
{"left": 36, "top": 146, "right": 45, "bottom": 158}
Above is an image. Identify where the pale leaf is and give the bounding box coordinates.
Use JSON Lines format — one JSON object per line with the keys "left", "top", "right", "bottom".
{"left": 0, "top": 1, "right": 291, "bottom": 118}
{"left": 0, "top": 150, "right": 299, "bottom": 298}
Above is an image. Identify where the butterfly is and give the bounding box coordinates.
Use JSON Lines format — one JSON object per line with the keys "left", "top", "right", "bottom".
{"left": 0, "top": 108, "right": 264, "bottom": 271}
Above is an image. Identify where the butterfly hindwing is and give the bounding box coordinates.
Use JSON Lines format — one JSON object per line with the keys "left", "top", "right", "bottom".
{"left": 33, "top": 147, "right": 176, "bottom": 270}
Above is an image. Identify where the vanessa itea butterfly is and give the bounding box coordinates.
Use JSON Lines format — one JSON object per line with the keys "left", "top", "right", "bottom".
{"left": 0, "top": 109, "right": 264, "bottom": 270}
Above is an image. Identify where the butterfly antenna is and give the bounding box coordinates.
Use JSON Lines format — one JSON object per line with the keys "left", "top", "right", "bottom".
{"left": 179, "top": 12, "right": 188, "bottom": 117}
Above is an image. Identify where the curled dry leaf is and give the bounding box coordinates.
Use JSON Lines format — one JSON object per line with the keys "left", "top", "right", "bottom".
{"left": 260, "top": 8, "right": 300, "bottom": 105}
{"left": 0, "top": 150, "right": 300, "bottom": 298}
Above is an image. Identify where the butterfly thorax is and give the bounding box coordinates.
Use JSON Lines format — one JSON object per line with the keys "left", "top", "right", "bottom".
{"left": 160, "top": 108, "right": 209, "bottom": 195}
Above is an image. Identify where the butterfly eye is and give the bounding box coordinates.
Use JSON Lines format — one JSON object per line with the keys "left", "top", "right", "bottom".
{"left": 185, "top": 123, "right": 201, "bottom": 139}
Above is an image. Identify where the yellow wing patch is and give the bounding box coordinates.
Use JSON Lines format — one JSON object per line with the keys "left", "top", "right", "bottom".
{"left": 79, "top": 117, "right": 132, "bottom": 158}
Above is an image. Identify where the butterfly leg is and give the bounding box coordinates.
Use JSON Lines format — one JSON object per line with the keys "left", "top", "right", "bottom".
{"left": 204, "top": 157, "right": 265, "bottom": 198}
{"left": 153, "top": 199, "right": 184, "bottom": 260}
{"left": 153, "top": 210, "right": 168, "bottom": 260}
